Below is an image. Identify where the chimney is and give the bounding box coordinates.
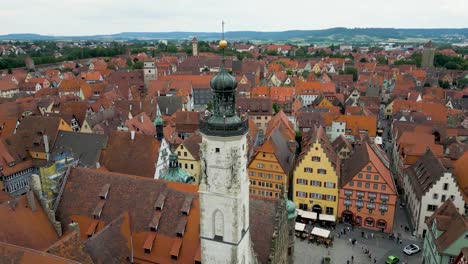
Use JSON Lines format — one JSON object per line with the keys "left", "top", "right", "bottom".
{"left": 166, "top": 107, "right": 168, "bottom": 115}
{"left": 43, "top": 134, "right": 50, "bottom": 161}
{"left": 129, "top": 104, "right": 133, "bottom": 111}
{"left": 140, "top": 115, "right": 144, "bottom": 123}
{"left": 26, "top": 190, "right": 36, "bottom": 212}
{"left": 96, "top": 162, "right": 101, "bottom": 168}
{"left": 139, "top": 101, "right": 142, "bottom": 110}
{"left": 68, "top": 221, "right": 80, "bottom": 233}
{"left": 130, "top": 130, "right": 136, "bottom": 140}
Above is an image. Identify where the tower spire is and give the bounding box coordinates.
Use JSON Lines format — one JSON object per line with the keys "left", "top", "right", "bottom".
{"left": 154, "top": 104, "right": 164, "bottom": 140}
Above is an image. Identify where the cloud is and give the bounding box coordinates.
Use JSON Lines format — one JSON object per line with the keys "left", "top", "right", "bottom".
{"left": 1, "top": 0, "right": 467, "bottom": 35}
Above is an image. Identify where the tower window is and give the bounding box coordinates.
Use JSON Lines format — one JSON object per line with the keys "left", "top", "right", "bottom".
{"left": 215, "top": 148, "right": 220, "bottom": 153}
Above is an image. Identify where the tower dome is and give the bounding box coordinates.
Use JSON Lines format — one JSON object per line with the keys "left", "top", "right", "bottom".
{"left": 209, "top": 66, "right": 237, "bottom": 92}
{"left": 286, "top": 200, "right": 297, "bottom": 219}
{"left": 209, "top": 39, "right": 237, "bottom": 92}
{"left": 159, "top": 153, "right": 195, "bottom": 184}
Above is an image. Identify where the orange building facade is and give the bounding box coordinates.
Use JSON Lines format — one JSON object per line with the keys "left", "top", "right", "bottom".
{"left": 338, "top": 142, "right": 397, "bottom": 233}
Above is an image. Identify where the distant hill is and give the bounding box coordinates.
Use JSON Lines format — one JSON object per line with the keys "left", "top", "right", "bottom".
{"left": 1, "top": 28, "right": 467, "bottom": 43}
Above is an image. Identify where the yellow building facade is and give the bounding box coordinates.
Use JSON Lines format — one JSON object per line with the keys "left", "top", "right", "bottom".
{"left": 248, "top": 148, "right": 287, "bottom": 198}
{"left": 175, "top": 134, "right": 202, "bottom": 184}
{"left": 293, "top": 126, "right": 340, "bottom": 216}
{"left": 247, "top": 127, "right": 295, "bottom": 198}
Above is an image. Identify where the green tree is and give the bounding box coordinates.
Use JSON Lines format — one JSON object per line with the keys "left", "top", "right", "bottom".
{"left": 132, "top": 61, "right": 144, "bottom": 69}
{"left": 167, "top": 44, "right": 178, "bottom": 53}
{"left": 439, "top": 80, "right": 451, "bottom": 89}
{"left": 266, "top": 50, "right": 278, "bottom": 56}
{"left": 301, "top": 70, "right": 310, "bottom": 78}
{"left": 359, "top": 58, "right": 367, "bottom": 63}
{"left": 126, "top": 58, "right": 133, "bottom": 68}
{"left": 376, "top": 56, "right": 387, "bottom": 65}
{"left": 445, "top": 62, "right": 460, "bottom": 70}
{"left": 344, "top": 66, "right": 358, "bottom": 81}
{"left": 286, "top": 69, "right": 293, "bottom": 76}
{"left": 457, "top": 78, "right": 468, "bottom": 89}
{"left": 272, "top": 103, "right": 280, "bottom": 114}
{"left": 7, "top": 67, "right": 12, "bottom": 74}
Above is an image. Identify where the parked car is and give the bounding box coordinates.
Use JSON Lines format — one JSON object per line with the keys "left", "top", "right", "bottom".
{"left": 386, "top": 255, "right": 400, "bottom": 264}
{"left": 403, "top": 244, "right": 421, "bottom": 255}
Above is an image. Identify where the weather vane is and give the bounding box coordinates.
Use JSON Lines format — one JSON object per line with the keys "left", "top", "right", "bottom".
{"left": 222, "top": 20, "right": 225, "bottom": 40}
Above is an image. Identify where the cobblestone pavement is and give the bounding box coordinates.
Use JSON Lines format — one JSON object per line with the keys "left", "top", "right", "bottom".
{"left": 294, "top": 205, "right": 423, "bottom": 264}
{"left": 294, "top": 230, "right": 423, "bottom": 264}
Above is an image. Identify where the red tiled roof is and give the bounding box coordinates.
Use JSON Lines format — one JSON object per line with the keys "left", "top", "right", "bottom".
{"left": 0, "top": 193, "right": 59, "bottom": 250}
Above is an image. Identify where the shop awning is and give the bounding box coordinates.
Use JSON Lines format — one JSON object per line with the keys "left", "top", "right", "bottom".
{"left": 318, "top": 214, "right": 336, "bottom": 222}
{"left": 311, "top": 227, "right": 330, "bottom": 238}
{"left": 296, "top": 209, "right": 304, "bottom": 216}
{"left": 301, "top": 211, "right": 317, "bottom": 220}
{"left": 295, "top": 222, "right": 306, "bottom": 232}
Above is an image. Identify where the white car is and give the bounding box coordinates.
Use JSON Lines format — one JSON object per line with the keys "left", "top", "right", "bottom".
{"left": 403, "top": 244, "right": 420, "bottom": 255}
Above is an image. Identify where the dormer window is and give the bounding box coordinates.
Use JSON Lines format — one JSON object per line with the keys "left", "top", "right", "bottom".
{"left": 99, "top": 184, "right": 110, "bottom": 200}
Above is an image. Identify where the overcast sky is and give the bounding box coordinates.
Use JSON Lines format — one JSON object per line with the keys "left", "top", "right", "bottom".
{"left": 1, "top": 0, "right": 467, "bottom": 35}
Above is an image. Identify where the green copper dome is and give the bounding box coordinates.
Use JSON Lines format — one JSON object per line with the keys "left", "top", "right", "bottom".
{"left": 154, "top": 104, "right": 164, "bottom": 126}
{"left": 159, "top": 153, "right": 195, "bottom": 184}
{"left": 154, "top": 116, "right": 164, "bottom": 126}
{"left": 210, "top": 65, "right": 237, "bottom": 92}
{"left": 286, "top": 200, "right": 297, "bottom": 219}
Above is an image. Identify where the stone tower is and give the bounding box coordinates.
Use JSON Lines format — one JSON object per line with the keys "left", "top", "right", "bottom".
{"left": 421, "top": 40, "right": 435, "bottom": 68}
{"left": 199, "top": 38, "right": 253, "bottom": 264}
{"left": 192, "top": 36, "right": 198, "bottom": 57}
{"left": 143, "top": 60, "right": 157, "bottom": 91}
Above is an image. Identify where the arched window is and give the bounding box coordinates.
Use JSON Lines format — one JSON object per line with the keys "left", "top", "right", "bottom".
{"left": 365, "top": 217, "right": 374, "bottom": 227}
{"left": 355, "top": 216, "right": 362, "bottom": 226}
{"left": 377, "top": 219, "right": 387, "bottom": 229}
{"left": 213, "top": 210, "right": 224, "bottom": 240}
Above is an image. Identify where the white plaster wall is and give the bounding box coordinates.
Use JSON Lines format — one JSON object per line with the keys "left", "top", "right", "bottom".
{"left": 416, "top": 173, "right": 465, "bottom": 237}
{"left": 199, "top": 133, "right": 253, "bottom": 263}
{"left": 330, "top": 121, "right": 346, "bottom": 142}
{"left": 154, "top": 138, "right": 171, "bottom": 179}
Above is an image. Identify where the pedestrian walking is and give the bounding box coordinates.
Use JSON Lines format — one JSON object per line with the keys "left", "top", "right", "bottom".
{"left": 374, "top": 258, "right": 376, "bottom": 263}
{"left": 351, "top": 256, "right": 354, "bottom": 263}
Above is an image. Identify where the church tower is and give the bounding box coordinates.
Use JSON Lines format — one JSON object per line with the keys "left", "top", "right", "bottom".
{"left": 199, "top": 30, "right": 253, "bottom": 263}
{"left": 143, "top": 60, "right": 157, "bottom": 91}
{"left": 192, "top": 36, "right": 198, "bottom": 56}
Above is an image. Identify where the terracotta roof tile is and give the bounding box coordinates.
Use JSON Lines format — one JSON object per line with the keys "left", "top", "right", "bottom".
{"left": 100, "top": 131, "right": 160, "bottom": 178}
{"left": 56, "top": 167, "right": 200, "bottom": 264}
{"left": 45, "top": 230, "right": 93, "bottom": 264}
{"left": 0, "top": 242, "right": 80, "bottom": 264}
{"left": 426, "top": 199, "right": 467, "bottom": 253}
{"left": 0, "top": 193, "right": 59, "bottom": 250}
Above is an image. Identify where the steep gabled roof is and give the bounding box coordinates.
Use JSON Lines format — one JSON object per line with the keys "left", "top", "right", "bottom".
{"left": 332, "top": 134, "right": 353, "bottom": 153}
{"left": 0, "top": 242, "right": 80, "bottom": 264}
{"left": 45, "top": 230, "right": 93, "bottom": 264}
{"left": 341, "top": 141, "right": 395, "bottom": 193}
{"left": 0, "top": 193, "right": 59, "bottom": 251}
{"left": 405, "top": 149, "right": 447, "bottom": 199}
{"left": 181, "top": 133, "right": 202, "bottom": 160}
{"left": 51, "top": 131, "right": 108, "bottom": 168}
{"left": 100, "top": 131, "right": 160, "bottom": 178}
{"left": 298, "top": 126, "right": 340, "bottom": 176}
{"left": 426, "top": 199, "right": 468, "bottom": 253}
{"left": 84, "top": 212, "right": 132, "bottom": 263}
